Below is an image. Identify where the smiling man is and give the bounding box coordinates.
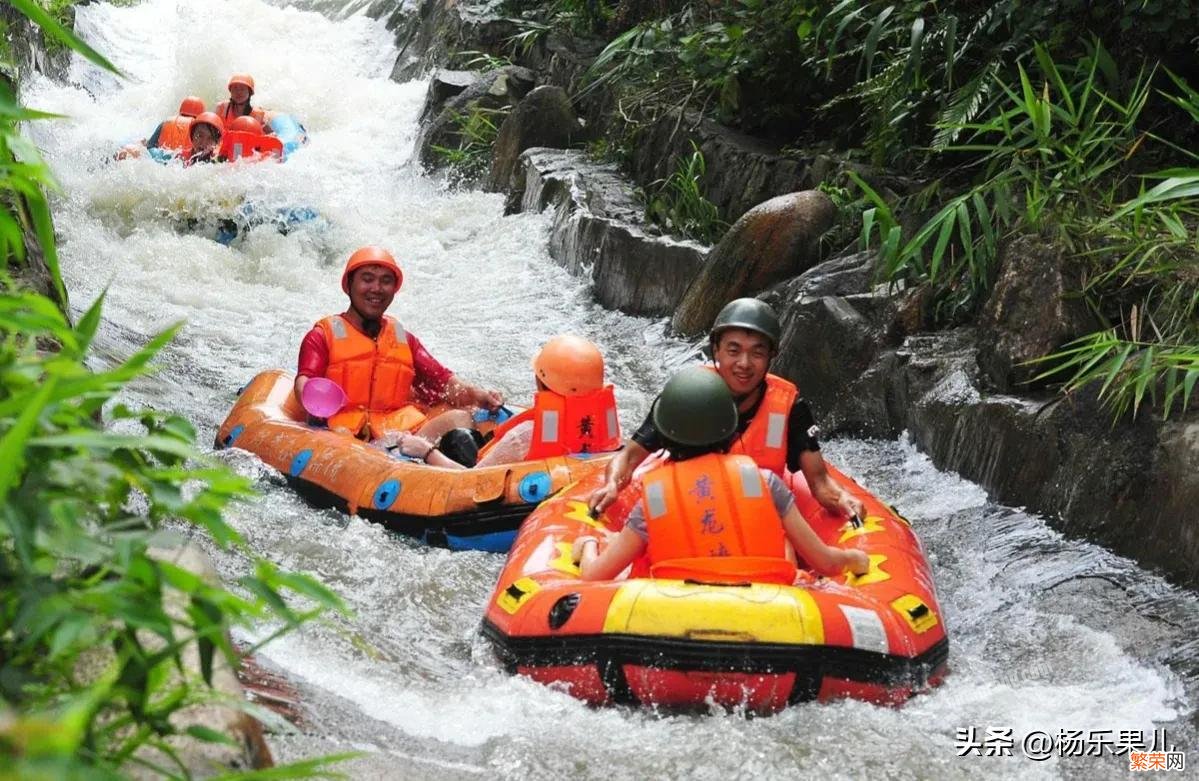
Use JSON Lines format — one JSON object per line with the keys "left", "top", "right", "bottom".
{"left": 293, "top": 246, "right": 502, "bottom": 450}
{"left": 588, "top": 298, "right": 864, "bottom": 520}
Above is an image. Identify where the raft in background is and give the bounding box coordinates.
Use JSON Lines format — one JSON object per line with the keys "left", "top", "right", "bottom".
{"left": 480, "top": 468, "right": 948, "bottom": 711}
{"left": 215, "top": 370, "right": 616, "bottom": 552}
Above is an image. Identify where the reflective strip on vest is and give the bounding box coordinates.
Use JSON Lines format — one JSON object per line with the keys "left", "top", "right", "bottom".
{"left": 233, "top": 143, "right": 243, "bottom": 158}
{"left": 645, "top": 481, "right": 667, "bottom": 519}
{"left": 766, "top": 412, "right": 786, "bottom": 449}
{"left": 606, "top": 408, "right": 618, "bottom": 440}
{"left": 739, "top": 462, "right": 763, "bottom": 498}
{"left": 392, "top": 320, "right": 407, "bottom": 343}
{"left": 329, "top": 317, "right": 348, "bottom": 340}
{"left": 540, "top": 410, "right": 559, "bottom": 443}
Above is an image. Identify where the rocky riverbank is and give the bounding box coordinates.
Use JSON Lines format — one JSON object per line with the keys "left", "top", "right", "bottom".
{"left": 379, "top": 0, "right": 1199, "bottom": 588}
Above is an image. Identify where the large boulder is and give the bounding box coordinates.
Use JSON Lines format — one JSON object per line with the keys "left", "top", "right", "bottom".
{"left": 486, "top": 85, "right": 578, "bottom": 191}
{"left": 977, "top": 235, "right": 1093, "bottom": 391}
{"left": 418, "top": 69, "right": 480, "bottom": 125}
{"left": 414, "top": 65, "right": 536, "bottom": 171}
{"left": 671, "top": 191, "right": 836, "bottom": 335}
{"left": 508, "top": 148, "right": 706, "bottom": 316}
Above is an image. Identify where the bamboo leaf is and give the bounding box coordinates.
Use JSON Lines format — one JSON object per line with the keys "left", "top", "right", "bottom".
{"left": 863, "top": 6, "right": 894, "bottom": 78}
{"left": 0, "top": 378, "right": 57, "bottom": 504}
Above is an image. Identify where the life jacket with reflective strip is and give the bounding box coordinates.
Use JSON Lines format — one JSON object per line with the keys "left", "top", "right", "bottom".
{"left": 219, "top": 131, "right": 284, "bottom": 162}
{"left": 715, "top": 369, "right": 797, "bottom": 477}
{"left": 640, "top": 452, "right": 796, "bottom": 584}
{"left": 215, "top": 101, "right": 267, "bottom": 124}
{"left": 480, "top": 386, "right": 621, "bottom": 460}
{"left": 317, "top": 315, "right": 415, "bottom": 413}
{"left": 156, "top": 116, "right": 192, "bottom": 152}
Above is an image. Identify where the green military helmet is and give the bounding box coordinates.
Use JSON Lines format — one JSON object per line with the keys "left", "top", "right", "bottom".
{"left": 710, "top": 297, "right": 781, "bottom": 350}
{"left": 652, "top": 366, "right": 738, "bottom": 447}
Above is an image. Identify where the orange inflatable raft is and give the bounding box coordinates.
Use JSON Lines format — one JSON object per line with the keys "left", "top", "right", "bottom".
{"left": 481, "top": 466, "right": 948, "bottom": 710}
{"left": 215, "top": 370, "right": 616, "bottom": 551}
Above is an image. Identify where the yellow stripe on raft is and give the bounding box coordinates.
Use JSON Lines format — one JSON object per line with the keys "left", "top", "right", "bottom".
{"left": 602, "top": 581, "right": 825, "bottom": 645}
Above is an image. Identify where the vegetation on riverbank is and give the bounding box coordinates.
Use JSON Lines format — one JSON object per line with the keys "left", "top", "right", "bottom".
{"left": 1, "top": 5, "right": 349, "bottom": 777}
{"left": 501, "top": 0, "right": 1199, "bottom": 419}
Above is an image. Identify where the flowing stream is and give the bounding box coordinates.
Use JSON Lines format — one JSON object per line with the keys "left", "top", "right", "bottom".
{"left": 20, "top": 1, "right": 1199, "bottom": 778}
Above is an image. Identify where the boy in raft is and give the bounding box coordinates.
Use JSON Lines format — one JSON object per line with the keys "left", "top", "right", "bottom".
{"left": 294, "top": 246, "right": 503, "bottom": 463}
{"left": 471, "top": 334, "right": 621, "bottom": 467}
{"left": 573, "top": 366, "right": 869, "bottom": 582}
{"left": 588, "top": 297, "right": 864, "bottom": 521}
{"left": 185, "top": 112, "right": 225, "bottom": 166}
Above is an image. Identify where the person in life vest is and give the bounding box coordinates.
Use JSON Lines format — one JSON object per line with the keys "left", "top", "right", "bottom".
{"left": 573, "top": 367, "right": 869, "bottom": 582}
{"left": 184, "top": 112, "right": 225, "bottom": 166}
{"left": 216, "top": 73, "right": 268, "bottom": 127}
{"left": 294, "top": 247, "right": 503, "bottom": 464}
{"left": 588, "top": 298, "right": 864, "bottom": 520}
{"left": 219, "top": 115, "right": 284, "bottom": 161}
{"left": 473, "top": 334, "right": 621, "bottom": 467}
{"left": 141, "top": 95, "right": 205, "bottom": 157}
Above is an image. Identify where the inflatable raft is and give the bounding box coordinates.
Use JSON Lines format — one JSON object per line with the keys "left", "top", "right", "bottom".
{"left": 215, "top": 370, "right": 616, "bottom": 552}
{"left": 480, "top": 467, "right": 948, "bottom": 711}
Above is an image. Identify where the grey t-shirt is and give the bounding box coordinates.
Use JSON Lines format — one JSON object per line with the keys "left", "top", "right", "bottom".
{"left": 625, "top": 467, "right": 795, "bottom": 542}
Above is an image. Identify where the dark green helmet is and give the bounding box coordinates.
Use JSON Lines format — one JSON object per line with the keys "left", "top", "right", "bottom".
{"left": 652, "top": 367, "right": 738, "bottom": 447}
{"left": 710, "top": 298, "right": 781, "bottom": 349}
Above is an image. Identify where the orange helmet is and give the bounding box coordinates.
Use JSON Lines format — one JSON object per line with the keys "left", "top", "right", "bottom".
{"left": 228, "top": 73, "right": 255, "bottom": 94}
{"left": 341, "top": 246, "right": 402, "bottom": 294}
{"left": 189, "top": 112, "right": 224, "bottom": 138}
{"left": 178, "top": 96, "right": 205, "bottom": 117}
{"left": 533, "top": 335, "right": 605, "bottom": 396}
{"left": 228, "top": 115, "right": 263, "bottom": 134}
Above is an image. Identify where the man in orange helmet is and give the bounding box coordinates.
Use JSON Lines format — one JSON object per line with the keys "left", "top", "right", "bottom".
{"left": 475, "top": 334, "right": 621, "bottom": 467}
{"left": 216, "top": 74, "right": 268, "bottom": 126}
{"left": 294, "top": 247, "right": 503, "bottom": 455}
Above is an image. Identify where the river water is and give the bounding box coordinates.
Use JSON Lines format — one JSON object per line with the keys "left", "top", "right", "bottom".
{"left": 20, "top": 0, "right": 1199, "bottom": 778}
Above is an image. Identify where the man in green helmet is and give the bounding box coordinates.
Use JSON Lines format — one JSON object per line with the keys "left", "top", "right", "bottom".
{"left": 574, "top": 367, "right": 869, "bottom": 581}
{"left": 588, "top": 297, "right": 864, "bottom": 520}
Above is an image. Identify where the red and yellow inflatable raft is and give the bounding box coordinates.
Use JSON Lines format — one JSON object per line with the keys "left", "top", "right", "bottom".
{"left": 481, "top": 466, "right": 948, "bottom": 710}
{"left": 215, "top": 370, "right": 615, "bottom": 551}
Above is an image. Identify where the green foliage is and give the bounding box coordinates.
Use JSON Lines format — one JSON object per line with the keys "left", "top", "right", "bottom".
{"left": 0, "top": 4, "right": 354, "bottom": 776}
{"left": 644, "top": 142, "right": 727, "bottom": 244}
{"left": 429, "top": 104, "right": 510, "bottom": 180}
{"left": 448, "top": 49, "right": 512, "bottom": 72}
{"left": 505, "top": 0, "right": 614, "bottom": 36}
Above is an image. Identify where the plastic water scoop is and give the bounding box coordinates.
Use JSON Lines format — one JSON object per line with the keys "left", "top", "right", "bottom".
{"left": 300, "top": 378, "right": 347, "bottom": 418}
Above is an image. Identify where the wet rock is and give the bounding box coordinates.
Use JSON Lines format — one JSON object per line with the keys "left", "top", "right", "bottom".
{"left": 509, "top": 148, "right": 706, "bottom": 315}
{"left": 672, "top": 191, "right": 836, "bottom": 335}
{"left": 419, "top": 69, "right": 480, "bottom": 124}
{"left": 977, "top": 235, "right": 1093, "bottom": 391}
{"left": 630, "top": 109, "right": 840, "bottom": 223}
{"left": 415, "top": 65, "right": 536, "bottom": 171}
{"left": 486, "top": 85, "right": 579, "bottom": 191}
{"left": 383, "top": 0, "right": 517, "bottom": 83}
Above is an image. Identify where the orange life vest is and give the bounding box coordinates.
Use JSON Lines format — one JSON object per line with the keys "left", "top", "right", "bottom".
{"left": 721, "top": 371, "right": 797, "bottom": 477}
{"left": 481, "top": 386, "right": 621, "bottom": 460}
{"left": 317, "top": 315, "right": 415, "bottom": 415}
{"left": 219, "top": 131, "right": 284, "bottom": 162}
{"left": 640, "top": 452, "right": 797, "bottom": 584}
{"left": 215, "top": 101, "right": 267, "bottom": 124}
{"left": 155, "top": 116, "right": 192, "bottom": 153}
